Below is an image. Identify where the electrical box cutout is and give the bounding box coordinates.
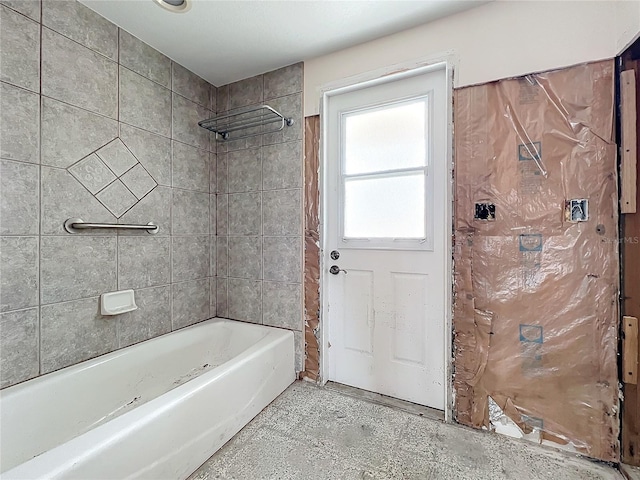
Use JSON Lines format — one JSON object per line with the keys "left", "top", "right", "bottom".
{"left": 475, "top": 203, "right": 496, "bottom": 221}
{"left": 566, "top": 199, "right": 589, "bottom": 223}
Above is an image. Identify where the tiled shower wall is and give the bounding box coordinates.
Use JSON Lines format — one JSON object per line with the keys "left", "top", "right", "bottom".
{"left": 215, "top": 64, "right": 305, "bottom": 372}
{"left": 0, "top": 0, "right": 217, "bottom": 388}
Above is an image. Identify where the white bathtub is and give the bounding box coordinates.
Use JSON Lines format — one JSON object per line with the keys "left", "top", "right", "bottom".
{"left": 0, "top": 318, "right": 295, "bottom": 479}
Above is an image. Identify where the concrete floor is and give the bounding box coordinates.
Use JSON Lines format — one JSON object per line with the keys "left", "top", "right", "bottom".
{"left": 621, "top": 463, "right": 640, "bottom": 480}
{"left": 190, "top": 382, "right": 622, "bottom": 480}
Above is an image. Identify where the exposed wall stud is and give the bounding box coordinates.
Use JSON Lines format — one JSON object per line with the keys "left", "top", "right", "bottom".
{"left": 621, "top": 69, "right": 637, "bottom": 214}
{"left": 623, "top": 316, "right": 638, "bottom": 385}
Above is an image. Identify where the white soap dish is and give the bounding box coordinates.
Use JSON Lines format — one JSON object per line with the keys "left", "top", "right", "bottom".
{"left": 101, "top": 290, "right": 137, "bottom": 316}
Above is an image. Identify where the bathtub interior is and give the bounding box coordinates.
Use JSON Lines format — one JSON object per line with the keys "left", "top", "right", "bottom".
{"left": 0, "top": 318, "right": 273, "bottom": 474}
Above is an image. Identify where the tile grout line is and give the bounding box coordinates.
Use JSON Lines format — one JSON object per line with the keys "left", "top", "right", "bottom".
{"left": 115, "top": 26, "right": 120, "bottom": 347}
{"left": 0, "top": 78, "right": 39, "bottom": 96}
{"left": 40, "top": 21, "right": 117, "bottom": 63}
{"left": 169, "top": 60, "right": 175, "bottom": 332}
{"left": 0, "top": 1, "right": 38, "bottom": 23}
{"left": 37, "top": 0, "right": 43, "bottom": 376}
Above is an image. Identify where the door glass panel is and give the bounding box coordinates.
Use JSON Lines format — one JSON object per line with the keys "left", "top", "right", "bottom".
{"left": 344, "top": 174, "right": 425, "bottom": 239}
{"left": 344, "top": 100, "right": 427, "bottom": 175}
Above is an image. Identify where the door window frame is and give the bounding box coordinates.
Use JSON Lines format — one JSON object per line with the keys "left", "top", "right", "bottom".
{"left": 338, "top": 94, "right": 434, "bottom": 250}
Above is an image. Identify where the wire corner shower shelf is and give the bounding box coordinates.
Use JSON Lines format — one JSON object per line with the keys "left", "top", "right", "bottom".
{"left": 198, "top": 105, "right": 293, "bottom": 142}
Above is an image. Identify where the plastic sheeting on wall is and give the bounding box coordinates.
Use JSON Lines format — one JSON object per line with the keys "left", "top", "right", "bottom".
{"left": 453, "top": 60, "right": 619, "bottom": 461}
{"left": 302, "top": 116, "right": 321, "bottom": 381}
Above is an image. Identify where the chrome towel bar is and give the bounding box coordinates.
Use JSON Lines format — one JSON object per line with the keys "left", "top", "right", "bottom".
{"left": 64, "top": 218, "right": 158, "bottom": 234}
{"left": 198, "top": 104, "right": 293, "bottom": 141}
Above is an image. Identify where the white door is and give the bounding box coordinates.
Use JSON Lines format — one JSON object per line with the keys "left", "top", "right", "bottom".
{"left": 324, "top": 66, "right": 448, "bottom": 409}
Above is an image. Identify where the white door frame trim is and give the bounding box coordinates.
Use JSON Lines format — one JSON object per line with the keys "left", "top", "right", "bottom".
{"left": 318, "top": 57, "right": 455, "bottom": 422}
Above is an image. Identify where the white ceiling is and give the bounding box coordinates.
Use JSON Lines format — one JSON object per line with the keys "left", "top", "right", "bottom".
{"left": 81, "top": 0, "right": 486, "bottom": 87}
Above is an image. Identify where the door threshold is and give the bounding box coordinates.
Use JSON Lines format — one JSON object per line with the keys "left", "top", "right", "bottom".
{"left": 324, "top": 381, "right": 445, "bottom": 422}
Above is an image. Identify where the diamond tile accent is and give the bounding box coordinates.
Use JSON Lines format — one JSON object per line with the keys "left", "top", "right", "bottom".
{"left": 68, "top": 154, "right": 116, "bottom": 194}
{"left": 66, "top": 136, "right": 159, "bottom": 218}
{"left": 95, "top": 138, "right": 138, "bottom": 176}
{"left": 121, "top": 164, "right": 157, "bottom": 200}
{"left": 96, "top": 180, "right": 137, "bottom": 217}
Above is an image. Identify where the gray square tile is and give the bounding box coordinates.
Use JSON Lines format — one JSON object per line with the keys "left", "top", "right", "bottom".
{"left": 228, "top": 75, "right": 263, "bottom": 110}
{"left": 263, "top": 236, "right": 301, "bottom": 283}
{"left": 262, "top": 282, "right": 302, "bottom": 331}
{"left": 210, "top": 194, "right": 217, "bottom": 236}
{"left": 95, "top": 138, "right": 138, "bottom": 177}
{"left": 0, "top": 5, "right": 39, "bottom": 92}
{"left": 172, "top": 141, "right": 210, "bottom": 192}
{"left": 217, "top": 194, "right": 228, "bottom": 235}
{"left": 263, "top": 189, "right": 301, "bottom": 236}
{"left": 118, "top": 236, "right": 170, "bottom": 290}
{"left": 264, "top": 63, "right": 303, "bottom": 100}
{"left": 42, "top": 0, "right": 118, "bottom": 60}
{"left": 121, "top": 164, "right": 157, "bottom": 199}
{"left": 209, "top": 84, "right": 217, "bottom": 113}
{"left": 68, "top": 154, "right": 117, "bottom": 194}
{"left": 172, "top": 189, "right": 209, "bottom": 234}
{"left": 228, "top": 236, "right": 261, "bottom": 280}
{"left": 40, "top": 296, "right": 118, "bottom": 373}
{"left": 0, "top": 0, "right": 40, "bottom": 21}
{"left": 294, "top": 330, "right": 304, "bottom": 373}
{"left": 216, "top": 153, "right": 228, "bottom": 193}
{"left": 41, "top": 97, "right": 118, "bottom": 169}
{"left": 172, "top": 278, "right": 210, "bottom": 330}
{"left": 228, "top": 278, "right": 262, "bottom": 324}
{"left": 0, "top": 236, "right": 38, "bottom": 313}
{"left": 120, "top": 66, "right": 172, "bottom": 137}
{"left": 0, "top": 308, "right": 38, "bottom": 388}
{"left": 172, "top": 93, "right": 211, "bottom": 151}
{"left": 41, "top": 166, "right": 116, "bottom": 235}
{"left": 0, "top": 82, "right": 39, "bottom": 163}
{"left": 119, "top": 185, "right": 171, "bottom": 236}
{"left": 40, "top": 236, "right": 117, "bottom": 304}
{"left": 118, "top": 285, "right": 171, "bottom": 348}
{"left": 119, "top": 29, "right": 171, "bottom": 88}
{"left": 228, "top": 148, "right": 261, "bottom": 193}
{"left": 217, "top": 235, "right": 228, "bottom": 278}
{"left": 208, "top": 130, "right": 220, "bottom": 153}
{"left": 216, "top": 84, "right": 229, "bottom": 113}
{"left": 216, "top": 277, "right": 228, "bottom": 318}
{"left": 220, "top": 111, "right": 263, "bottom": 152}
{"left": 172, "top": 235, "right": 210, "bottom": 282}
{"left": 119, "top": 123, "right": 171, "bottom": 186}
{"left": 210, "top": 277, "right": 217, "bottom": 314}
{"left": 210, "top": 153, "right": 217, "bottom": 194}
{"left": 262, "top": 93, "right": 303, "bottom": 145}
{"left": 42, "top": 27, "right": 117, "bottom": 118}
{"left": 96, "top": 180, "right": 138, "bottom": 218}
{"left": 172, "top": 62, "right": 210, "bottom": 107}
{"left": 0, "top": 159, "right": 39, "bottom": 235}
{"left": 263, "top": 141, "right": 302, "bottom": 190}
{"left": 210, "top": 235, "right": 216, "bottom": 276}
{"left": 229, "top": 192, "right": 261, "bottom": 236}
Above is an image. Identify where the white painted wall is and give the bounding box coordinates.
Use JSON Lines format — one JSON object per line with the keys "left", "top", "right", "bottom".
{"left": 616, "top": 0, "right": 640, "bottom": 52}
{"left": 304, "top": 0, "right": 640, "bottom": 116}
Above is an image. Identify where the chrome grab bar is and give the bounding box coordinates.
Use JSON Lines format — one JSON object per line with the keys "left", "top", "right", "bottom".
{"left": 64, "top": 218, "right": 158, "bottom": 234}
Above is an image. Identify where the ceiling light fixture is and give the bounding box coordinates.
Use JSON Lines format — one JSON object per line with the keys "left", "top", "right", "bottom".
{"left": 153, "top": 0, "right": 191, "bottom": 13}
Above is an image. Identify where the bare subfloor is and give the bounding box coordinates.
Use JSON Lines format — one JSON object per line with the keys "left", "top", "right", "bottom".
{"left": 190, "top": 382, "right": 622, "bottom": 480}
